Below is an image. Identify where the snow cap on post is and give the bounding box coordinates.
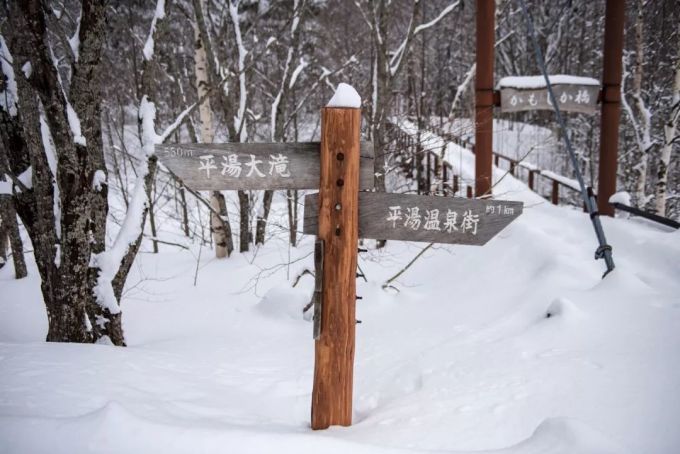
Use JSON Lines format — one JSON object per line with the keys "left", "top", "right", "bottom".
{"left": 326, "top": 83, "right": 361, "bottom": 108}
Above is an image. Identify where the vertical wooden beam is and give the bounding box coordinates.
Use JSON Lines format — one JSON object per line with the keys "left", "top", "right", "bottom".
{"left": 552, "top": 180, "right": 559, "bottom": 205}
{"left": 475, "top": 0, "right": 495, "bottom": 197}
{"left": 597, "top": 0, "right": 626, "bottom": 216}
{"left": 426, "top": 152, "right": 432, "bottom": 194}
{"left": 528, "top": 170, "right": 535, "bottom": 191}
{"left": 311, "top": 107, "right": 360, "bottom": 430}
{"left": 442, "top": 163, "right": 449, "bottom": 194}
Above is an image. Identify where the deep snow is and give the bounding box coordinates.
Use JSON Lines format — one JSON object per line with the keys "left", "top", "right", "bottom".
{"left": 1, "top": 127, "right": 679, "bottom": 453}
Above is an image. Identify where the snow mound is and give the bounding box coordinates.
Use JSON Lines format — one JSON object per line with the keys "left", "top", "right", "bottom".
{"left": 326, "top": 82, "right": 361, "bottom": 108}
{"left": 544, "top": 297, "right": 585, "bottom": 320}
{"left": 498, "top": 418, "right": 627, "bottom": 454}
{"left": 254, "top": 286, "right": 309, "bottom": 320}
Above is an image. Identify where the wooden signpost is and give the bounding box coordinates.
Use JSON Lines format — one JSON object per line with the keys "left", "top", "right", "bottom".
{"left": 498, "top": 76, "right": 600, "bottom": 115}
{"left": 156, "top": 85, "right": 523, "bottom": 432}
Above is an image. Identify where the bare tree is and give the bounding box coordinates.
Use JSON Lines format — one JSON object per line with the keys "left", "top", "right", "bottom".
{"left": 1, "top": 0, "right": 112, "bottom": 342}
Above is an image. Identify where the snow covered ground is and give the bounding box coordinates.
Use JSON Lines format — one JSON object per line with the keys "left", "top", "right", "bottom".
{"left": 1, "top": 129, "right": 679, "bottom": 453}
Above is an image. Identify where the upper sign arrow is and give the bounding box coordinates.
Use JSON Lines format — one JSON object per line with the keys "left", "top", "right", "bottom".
{"left": 156, "top": 142, "right": 374, "bottom": 191}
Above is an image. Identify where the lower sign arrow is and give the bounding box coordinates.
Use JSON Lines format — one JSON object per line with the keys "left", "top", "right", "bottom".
{"left": 304, "top": 192, "right": 523, "bottom": 245}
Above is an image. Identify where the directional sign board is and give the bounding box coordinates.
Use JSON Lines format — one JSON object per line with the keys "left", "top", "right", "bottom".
{"left": 156, "top": 142, "right": 374, "bottom": 191}
{"left": 304, "top": 192, "right": 523, "bottom": 245}
{"left": 498, "top": 76, "right": 600, "bottom": 115}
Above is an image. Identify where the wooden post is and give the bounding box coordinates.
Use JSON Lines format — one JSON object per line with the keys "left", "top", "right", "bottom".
{"left": 453, "top": 174, "right": 459, "bottom": 195}
{"left": 311, "top": 106, "right": 360, "bottom": 430}
{"left": 467, "top": 185, "right": 473, "bottom": 199}
{"left": 528, "top": 170, "right": 535, "bottom": 191}
{"left": 475, "top": 0, "right": 495, "bottom": 197}
{"left": 426, "top": 152, "right": 432, "bottom": 194}
{"left": 442, "top": 163, "right": 449, "bottom": 195}
{"left": 551, "top": 179, "right": 559, "bottom": 205}
{"left": 597, "top": 0, "right": 626, "bottom": 216}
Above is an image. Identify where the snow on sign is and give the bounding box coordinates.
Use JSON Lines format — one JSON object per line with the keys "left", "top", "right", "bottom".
{"left": 498, "top": 75, "right": 600, "bottom": 115}
{"left": 155, "top": 142, "right": 374, "bottom": 191}
{"left": 304, "top": 192, "right": 523, "bottom": 245}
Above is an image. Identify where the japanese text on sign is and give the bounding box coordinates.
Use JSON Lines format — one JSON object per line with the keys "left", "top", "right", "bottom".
{"left": 386, "top": 206, "right": 480, "bottom": 235}
{"left": 197, "top": 153, "right": 292, "bottom": 179}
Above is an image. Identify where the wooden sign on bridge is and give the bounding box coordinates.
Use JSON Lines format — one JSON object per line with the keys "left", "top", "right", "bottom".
{"left": 498, "top": 75, "right": 600, "bottom": 115}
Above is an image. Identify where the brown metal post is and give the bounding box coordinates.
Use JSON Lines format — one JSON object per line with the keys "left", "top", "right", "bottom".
{"left": 311, "top": 107, "right": 361, "bottom": 430}
{"left": 597, "top": 0, "right": 626, "bottom": 216}
{"left": 475, "top": 0, "right": 495, "bottom": 197}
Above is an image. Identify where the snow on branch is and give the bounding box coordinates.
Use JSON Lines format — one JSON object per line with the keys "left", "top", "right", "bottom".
{"left": 0, "top": 34, "right": 18, "bottom": 116}
{"left": 143, "top": 0, "right": 166, "bottom": 61}
{"left": 413, "top": 0, "right": 460, "bottom": 35}
{"left": 228, "top": 0, "right": 249, "bottom": 142}
{"left": 449, "top": 63, "right": 475, "bottom": 118}
{"left": 289, "top": 57, "right": 307, "bottom": 89}
{"left": 69, "top": 8, "right": 81, "bottom": 62}
{"left": 389, "top": 0, "right": 460, "bottom": 76}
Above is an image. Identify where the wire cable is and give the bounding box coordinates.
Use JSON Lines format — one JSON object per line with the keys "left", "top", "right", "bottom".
{"left": 517, "top": 0, "right": 615, "bottom": 277}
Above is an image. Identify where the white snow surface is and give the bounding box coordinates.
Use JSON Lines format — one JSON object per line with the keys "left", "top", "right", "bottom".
{"left": 1, "top": 125, "right": 680, "bottom": 453}
{"left": 326, "top": 82, "right": 361, "bottom": 108}
{"left": 498, "top": 75, "right": 600, "bottom": 89}
{"left": 16, "top": 166, "right": 32, "bottom": 190}
{"left": 0, "top": 178, "right": 11, "bottom": 194}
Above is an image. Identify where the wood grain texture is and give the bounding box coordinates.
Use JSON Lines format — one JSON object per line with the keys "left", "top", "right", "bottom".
{"left": 310, "top": 107, "right": 360, "bottom": 430}
{"left": 304, "top": 192, "right": 523, "bottom": 246}
{"left": 499, "top": 85, "right": 599, "bottom": 114}
{"left": 155, "top": 142, "right": 374, "bottom": 190}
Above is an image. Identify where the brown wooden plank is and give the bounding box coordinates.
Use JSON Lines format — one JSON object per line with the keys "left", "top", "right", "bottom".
{"left": 499, "top": 84, "right": 599, "bottom": 114}
{"left": 304, "top": 192, "right": 523, "bottom": 246}
{"left": 310, "top": 107, "right": 360, "bottom": 430}
{"left": 155, "top": 142, "right": 374, "bottom": 191}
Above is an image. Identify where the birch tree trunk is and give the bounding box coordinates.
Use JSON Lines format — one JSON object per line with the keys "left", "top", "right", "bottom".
{"left": 192, "top": 0, "right": 237, "bottom": 255}
{"left": 655, "top": 27, "right": 680, "bottom": 215}
{"left": 631, "top": 0, "right": 653, "bottom": 207}
{"left": 193, "top": 15, "right": 229, "bottom": 258}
